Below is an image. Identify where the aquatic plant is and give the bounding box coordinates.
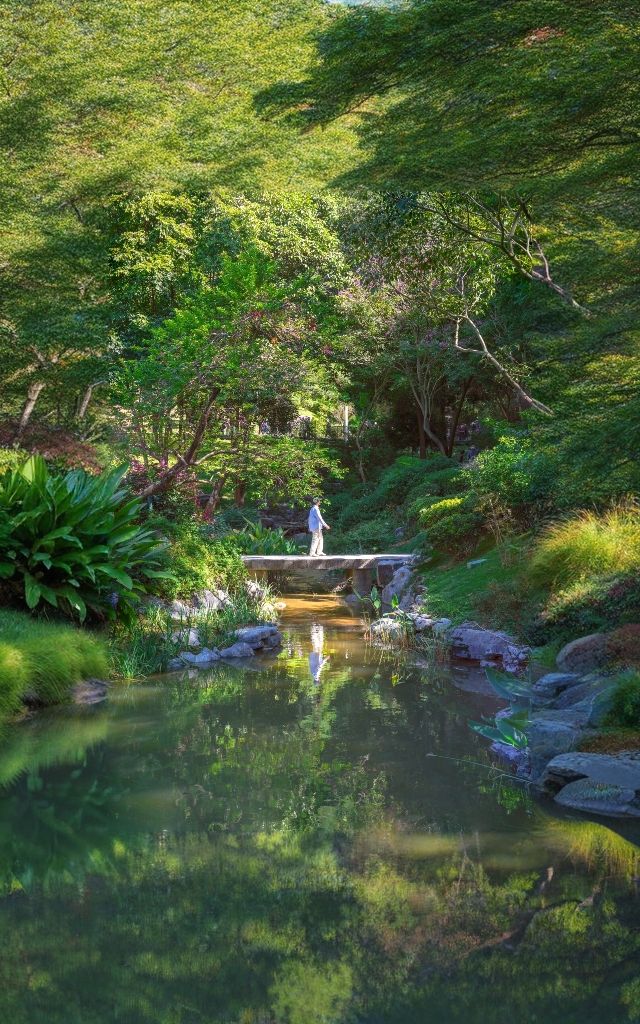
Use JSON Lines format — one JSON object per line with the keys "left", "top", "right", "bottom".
{"left": 469, "top": 669, "right": 534, "bottom": 750}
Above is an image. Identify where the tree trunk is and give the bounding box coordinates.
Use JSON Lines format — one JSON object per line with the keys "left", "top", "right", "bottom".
{"left": 446, "top": 379, "right": 472, "bottom": 456}
{"left": 14, "top": 381, "right": 45, "bottom": 443}
{"left": 77, "top": 383, "right": 96, "bottom": 420}
{"left": 138, "top": 389, "right": 220, "bottom": 499}
{"left": 416, "top": 406, "right": 427, "bottom": 459}
{"left": 234, "top": 480, "right": 246, "bottom": 506}
{"left": 202, "top": 474, "right": 227, "bottom": 518}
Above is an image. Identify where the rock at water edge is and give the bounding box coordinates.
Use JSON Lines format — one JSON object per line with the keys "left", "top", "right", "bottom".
{"left": 219, "top": 641, "right": 258, "bottom": 659}
{"left": 556, "top": 633, "right": 608, "bottom": 674}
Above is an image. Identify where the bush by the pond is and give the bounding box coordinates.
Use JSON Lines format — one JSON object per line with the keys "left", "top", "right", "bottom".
{"left": 467, "top": 433, "right": 556, "bottom": 513}
{"left": 0, "top": 610, "right": 109, "bottom": 715}
{"left": 0, "top": 456, "right": 167, "bottom": 621}
{"left": 231, "top": 519, "right": 300, "bottom": 555}
{"left": 418, "top": 493, "right": 484, "bottom": 554}
{"left": 109, "top": 584, "right": 278, "bottom": 678}
{"left": 153, "top": 522, "right": 246, "bottom": 599}
{"left": 530, "top": 504, "right": 640, "bottom": 590}
{"left": 331, "top": 454, "right": 455, "bottom": 531}
{"left": 604, "top": 671, "right": 640, "bottom": 729}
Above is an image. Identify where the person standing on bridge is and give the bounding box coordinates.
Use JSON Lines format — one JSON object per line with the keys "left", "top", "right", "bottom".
{"left": 308, "top": 497, "right": 330, "bottom": 556}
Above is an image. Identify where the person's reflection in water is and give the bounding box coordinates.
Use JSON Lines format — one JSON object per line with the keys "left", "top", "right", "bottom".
{"left": 309, "top": 622, "right": 329, "bottom": 684}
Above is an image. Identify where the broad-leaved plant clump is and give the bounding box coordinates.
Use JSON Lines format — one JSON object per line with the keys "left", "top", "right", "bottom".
{"left": 0, "top": 456, "right": 168, "bottom": 621}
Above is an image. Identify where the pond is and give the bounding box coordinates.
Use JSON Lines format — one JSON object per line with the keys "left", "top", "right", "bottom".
{"left": 0, "top": 595, "right": 639, "bottom": 1024}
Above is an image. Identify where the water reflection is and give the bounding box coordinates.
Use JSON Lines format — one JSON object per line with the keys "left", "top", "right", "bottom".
{"left": 0, "top": 596, "right": 639, "bottom": 1023}
{"left": 309, "top": 621, "right": 330, "bottom": 684}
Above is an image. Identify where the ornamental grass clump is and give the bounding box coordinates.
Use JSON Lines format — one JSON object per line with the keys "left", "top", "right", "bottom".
{"left": 530, "top": 504, "right": 640, "bottom": 590}
{"left": 0, "top": 610, "right": 109, "bottom": 715}
{"left": 0, "top": 455, "right": 168, "bottom": 621}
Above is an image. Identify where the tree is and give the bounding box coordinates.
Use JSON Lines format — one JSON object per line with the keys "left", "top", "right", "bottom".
{"left": 113, "top": 248, "right": 340, "bottom": 502}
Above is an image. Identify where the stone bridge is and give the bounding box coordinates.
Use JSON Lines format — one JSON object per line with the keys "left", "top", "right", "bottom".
{"left": 241, "top": 554, "right": 414, "bottom": 594}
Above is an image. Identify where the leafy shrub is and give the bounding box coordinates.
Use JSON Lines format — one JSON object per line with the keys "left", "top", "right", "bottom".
{"left": 405, "top": 468, "right": 465, "bottom": 520}
{"left": 606, "top": 625, "right": 640, "bottom": 670}
{"left": 468, "top": 434, "right": 556, "bottom": 511}
{"left": 332, "top": 454, "right": 455, "bottom": 530}
{"left": 530, "top": 504, "right": 640, "bottom": 589}
{"left": 0, "top": 609, "right": 109, "bottom": 716}
{"left": 232, "top": 519, "right": 300, "bottom": 555}
{"left": 532, "top": 572, "right": 640, "bottom": 643}
{"left": 0, "top": 447, "right": 28, "bottom": 474}
{"left": 331, "top": 514, "right": 397, "bottom": 553}
{"left": 418, "top": 493, "right": 484, "bottom": 554}
{"left": 0, "top": 456, "right": 168, "bottom": 621}
{"left": 473, "top": 578, "right": 539, "bottom": 636}
{"left": 604, "top": 671, "right": 640, "bottom": 729}
{"left": 156, "top": 524, "right": 246, "bottom": 599}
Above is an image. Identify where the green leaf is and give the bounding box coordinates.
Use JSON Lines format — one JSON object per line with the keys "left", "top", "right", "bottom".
{"left": 24, "top": 573, "right": 42, "bottom": 609}
{"left": 96, "top": 565, "right": 133, "bottom": 589}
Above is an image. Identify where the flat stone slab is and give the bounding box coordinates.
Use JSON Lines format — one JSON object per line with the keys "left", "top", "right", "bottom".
{"left": 241, "top": 555, "right": 413, "bottom": 571}
{"left": 542, "top": 751, "right": 640, "bottom": 791}
{"left": 554, "top": 778, "right": 640, "bottom": 818}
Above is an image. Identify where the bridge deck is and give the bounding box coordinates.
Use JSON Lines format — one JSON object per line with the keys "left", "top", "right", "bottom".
{"left": 241, "top": 554, "right": 412, "bottom": 571}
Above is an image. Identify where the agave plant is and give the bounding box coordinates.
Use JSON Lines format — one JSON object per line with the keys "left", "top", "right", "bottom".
{"left": 0, "top": 456, "right": 168, "bottom": 621}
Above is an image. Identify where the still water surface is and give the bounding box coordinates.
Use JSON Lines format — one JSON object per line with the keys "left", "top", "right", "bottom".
{"left": 0, "top": 596, "right": 639, "bottom": 1023}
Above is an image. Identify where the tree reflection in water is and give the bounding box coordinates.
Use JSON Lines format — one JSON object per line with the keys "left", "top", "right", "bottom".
{"left": 0, "top": 605, "right": 639, "bottom": 1023}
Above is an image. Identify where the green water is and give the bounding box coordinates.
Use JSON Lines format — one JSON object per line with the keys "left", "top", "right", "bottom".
{"left": 1, "top": 596, "right": 639, "bottom": 1024}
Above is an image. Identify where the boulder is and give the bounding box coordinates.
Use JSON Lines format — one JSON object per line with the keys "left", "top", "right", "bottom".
{"left": 72, "top": 678, "right": 108, "bottom": 705}
{"left": 550, "top": 678, "right": 615, "bottom": 724}
{"left": 168, "top": 599, "right": 192, "bottom": 620}
{"left": 555, "top": 779, "right": 640, "bottom": 818}
{"left": 490, "top": 741, "right": 530, "bottom": 775}
{"left": 381, "top": 565, "right": 413, "bottom": 606}
{"left": 179, "top": 648, "right": 221, "bottom": 667}
{"left": 527, "top": 712, "right": 587, "bottom": 781}
{"left": 542, "top": 751, "right": 640, "bottom": 790}
{"left": 166, "top": 657, "right": 188, "bottom": 672}
{"left": 398, "top": 589, "right": 419, "bottom": 612}
{"left": 448, "top": 624, "right": 530, "bottom": 673}
{"left": 235, "top": 624, "right": 282, "bottom": 650}
{"left": 556, "top": 633, "right": 608, "bottom": 674}
{"left": 541, "top": 752, "right": 640, "bottom": 818}
{"left": 171, "top": 627, "right": 201, "bottom": 648}
{"left": 433, "top": 618, "right": 452, "bottom": 636}
{"left": 532, "top": 672, "right": 581, "bottom": 701}
{"left": 406, "top": 614, "right": 435, "bottom": 632}
{"left": 193, "top": 589, "right": 228, "bottom": 611}
{"left": 218, "top": 641, "right": 257, "bottom": 659}
{"left": 368, "top": 617, "right": 407, "bottom": 642}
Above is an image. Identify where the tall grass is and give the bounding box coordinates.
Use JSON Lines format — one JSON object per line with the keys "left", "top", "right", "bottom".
{"left": 0, "top": 610, "right": 109, "bottom": 716}
{"left": 530, "top": 504, "right": 640, "bottom": 589}
{"left": 109, "top": 585, "right": 279, "bottom": 679}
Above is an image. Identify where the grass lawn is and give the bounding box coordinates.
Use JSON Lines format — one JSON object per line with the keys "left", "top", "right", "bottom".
{"left": 418, "top": 539, "right": 537, "bottom": 629}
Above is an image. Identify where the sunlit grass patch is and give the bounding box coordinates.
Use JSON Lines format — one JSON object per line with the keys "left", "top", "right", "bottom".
{"left": 530, "top": 503, "right": 640, "bottom": 589}
{"left": 0, "top": 610, "right": 109, "bottom": 715}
